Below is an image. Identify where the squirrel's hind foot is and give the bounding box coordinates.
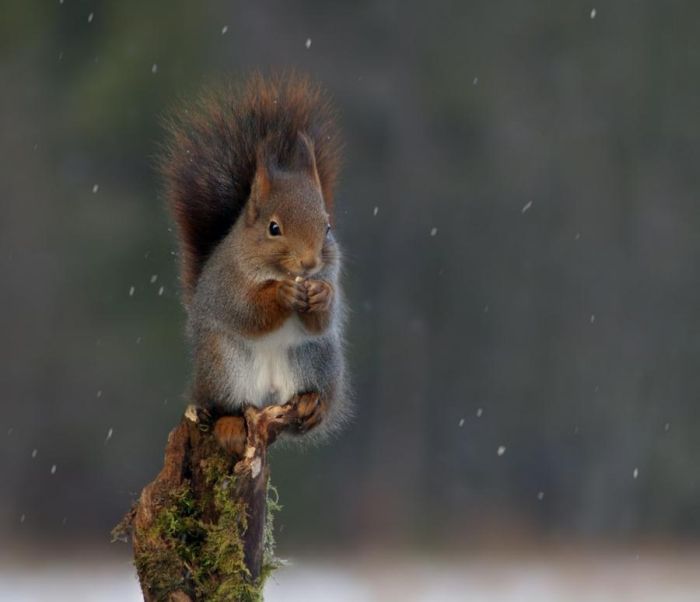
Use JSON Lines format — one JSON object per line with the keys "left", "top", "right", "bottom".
{"left": 287, "top": 392, "right": 327, "bottom": 434}
{"left": 213, "top": 415, "right": 247, "bottom": 456}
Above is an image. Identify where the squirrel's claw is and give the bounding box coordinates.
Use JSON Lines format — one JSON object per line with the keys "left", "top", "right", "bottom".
{"left": 288, "top": 392, "right": 326, "bottom": 434}
{"left": 304, "top": 280, "right": 332, "bottom": 313}
{"left": 277, "top": 279, "right": 308, "bottom": 311}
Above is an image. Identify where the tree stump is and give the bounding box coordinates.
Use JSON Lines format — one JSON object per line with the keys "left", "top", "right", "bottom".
{"left": 114, "top": 403, "right": 299, "bottom": 601}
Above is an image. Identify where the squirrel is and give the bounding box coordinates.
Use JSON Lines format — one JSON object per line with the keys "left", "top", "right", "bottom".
{"left": 161, "top": 73, "right": 349, "bottom": 454}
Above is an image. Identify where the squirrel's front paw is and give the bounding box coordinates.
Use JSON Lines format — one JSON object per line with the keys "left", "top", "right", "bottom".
{"left": 277, "top": 279, "right": 308, "bottom": 311}
{"left": 304, "top": 280, "right": 333, "bottom": 313}
{"left": 288, "top": 392, "right": 327, "bottom": 434}
{"left": 213, "top": 416, "right": 246, "bottom": 456}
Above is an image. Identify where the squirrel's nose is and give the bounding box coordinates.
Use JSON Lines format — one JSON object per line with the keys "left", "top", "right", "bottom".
{"left": 300, "top": 256, "right": 319, "bottom": 274}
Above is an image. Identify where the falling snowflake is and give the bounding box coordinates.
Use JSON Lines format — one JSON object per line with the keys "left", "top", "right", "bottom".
{"left": 473, "top": 76, "right": 479, "bottom": 85}
{"left": 537, "top": 491, "right": 545, "bottom": 501}
{"left": 633, "top": 467, "right": 639, "bottom": 479}
{"left": 476, "top": 408, "right": 483, "bottom": 418}
{"left": 430, "top": 227, "right": 438, "bottom": 237}
{"left": 92, "top": 184, "right": 99, "bottom": 193}
{"left": 50, "top": 464, "right": 57, "bottom": 475}
{"left": 151, "top": 63, "right": 158, "bottom": 74}
{"left": 221, "top": 25, "right": 229, "bottom": 35}
{"left": 590, "top": 314, "right": 596, "bottom": 324}
{"left": 129, "top": 286, "right": 135, "bottom": 297}
{"left": 105, "top": 428, "right": 114, "bottom": 444}
{"left": 590, "top": 8, "right": 597, "bottom": 19}
{"left": 87, "top": 12, "right": 94, "bottom": 23}
{"left": 497, "top": 445, "right": 507, "bottom": 456}
{"left": 31, "top": 449, "right": 38, "bottom": 459}
{"left": 20, "top": 514, "right": 26, "bottom": 524}
{"left": 458, "top": 418, "right": 465, "bottom": 427}
{"left": 158, "top": 285, "right": 165, "bottom": 296}
{"left": 373, "top": 206, "right": 379, "bottom": 216}
{"left": 150, "top": 274, "right": 158, "bottom": 283}
{"left": 521, "top": 201, "right": 533, "bottom": 213}
{"left": 305, "top": 38, "right": 312, "bottom": 49}
{"left": 96, "top": 390, "right": 102, "bottom": 398}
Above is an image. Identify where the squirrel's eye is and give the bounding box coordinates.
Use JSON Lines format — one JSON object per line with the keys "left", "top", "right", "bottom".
{"left": 268, "top": 221, "right": 282, "bottom": 236}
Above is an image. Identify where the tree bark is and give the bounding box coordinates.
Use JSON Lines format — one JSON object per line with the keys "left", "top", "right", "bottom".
{"left": 115, "top": 403, "right": 298, "bottom": 601}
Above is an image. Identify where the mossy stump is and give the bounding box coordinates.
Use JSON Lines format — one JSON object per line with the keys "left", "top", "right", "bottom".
{"left": 115, "top": 403, "right": 297, "bottom": 601}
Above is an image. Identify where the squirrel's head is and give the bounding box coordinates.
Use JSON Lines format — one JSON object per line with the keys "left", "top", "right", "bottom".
{"left": 240, "top": 132, "right": 338, "bottom": 279}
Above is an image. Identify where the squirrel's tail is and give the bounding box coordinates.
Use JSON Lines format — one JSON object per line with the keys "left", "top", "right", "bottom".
{"left": 160, "top": 72, "right": 342, "bottom": 301}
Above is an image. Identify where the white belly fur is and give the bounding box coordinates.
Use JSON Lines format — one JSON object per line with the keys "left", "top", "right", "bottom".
{"left": 234, "top": 316, "right": 307, "bottom": 407}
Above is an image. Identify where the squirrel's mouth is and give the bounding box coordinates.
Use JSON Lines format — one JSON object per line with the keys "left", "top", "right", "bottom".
{"left": 283, "top": 262, "right": 322, "bottom": 280}
{"left": 285, "top": 268, "right": 322, "bottom": 280}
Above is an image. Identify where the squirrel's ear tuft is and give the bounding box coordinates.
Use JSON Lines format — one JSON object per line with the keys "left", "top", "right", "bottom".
{"left": 246, "top": 152, "right": 270, "bottom": 225}
{"left": 291, "top": 131, "right": 321, "bottom": 189}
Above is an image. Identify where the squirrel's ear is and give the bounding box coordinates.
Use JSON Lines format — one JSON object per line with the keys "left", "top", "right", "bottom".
{"left": 246, "top": 153, "right": 271, "bottom": 225}
{"left": 291, "top": 131, "right": 321, "bottom": 189}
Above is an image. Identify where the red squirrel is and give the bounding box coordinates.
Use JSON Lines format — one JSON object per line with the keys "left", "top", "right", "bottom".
{"left": 161, "top": 74, "right": 349, "bottom": 454}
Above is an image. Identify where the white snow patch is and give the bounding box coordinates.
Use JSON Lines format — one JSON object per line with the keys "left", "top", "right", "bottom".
{"left": 4, "top": 555, "right": 700, "bottom": 601}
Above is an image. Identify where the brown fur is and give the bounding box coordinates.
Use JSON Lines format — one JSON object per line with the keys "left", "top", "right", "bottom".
{"left": 213, "top": 415, "right": 246, "bottom": 456}
{"left": 241, "top": 279, "right": 293, "bottom": 337}
{"left": 160, "top": 73, "right": 342, "bottom": 302}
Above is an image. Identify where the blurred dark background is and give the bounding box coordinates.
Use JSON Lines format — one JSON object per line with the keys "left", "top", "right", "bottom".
{"left": 2, "top": 0, "right": 699, "bottom": 561}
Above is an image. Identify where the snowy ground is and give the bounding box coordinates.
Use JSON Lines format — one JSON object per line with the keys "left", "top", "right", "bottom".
{"left": 3, "top": 552, "right": 700, "bottom": 601}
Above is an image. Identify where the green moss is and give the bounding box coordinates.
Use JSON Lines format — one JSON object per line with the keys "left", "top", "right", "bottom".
{"left": 129, "top": 452, "right": 280, "bottom": 601}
